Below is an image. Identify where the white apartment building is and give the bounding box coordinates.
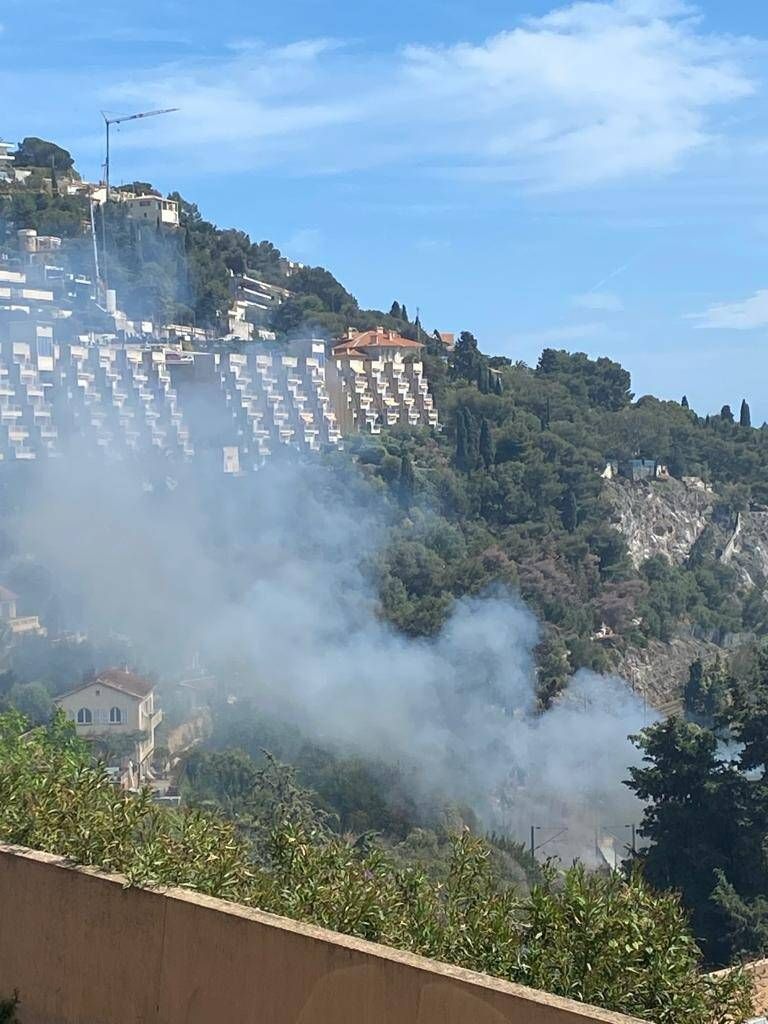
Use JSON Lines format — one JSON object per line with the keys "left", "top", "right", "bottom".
{"left": 330, "top": 328, "right": 439, "bottom": 434}
{"left": 0, "top": 140, "right": 14, "bottom": 180}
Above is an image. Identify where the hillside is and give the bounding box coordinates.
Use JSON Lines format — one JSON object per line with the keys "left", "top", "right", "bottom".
{"left": 3, "top": 138, "right": 768, "bottom": 709}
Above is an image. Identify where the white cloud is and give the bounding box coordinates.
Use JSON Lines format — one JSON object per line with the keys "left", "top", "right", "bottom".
{"left": 574, "top": 291, "right": 624, "bottom": 311}
{"left": 687, "top": 289, "right": 768, "bottom": 330}
{"left": 98, "top": 0, "right": 755, "bottom": 190}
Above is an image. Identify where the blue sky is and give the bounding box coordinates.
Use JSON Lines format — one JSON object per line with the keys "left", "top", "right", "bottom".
{"left": 2, "top": 0, "right": 768, "bottom": 419}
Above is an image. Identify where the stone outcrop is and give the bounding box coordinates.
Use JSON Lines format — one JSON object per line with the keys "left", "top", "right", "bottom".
{"left": 602, "top": 477, "right": 715, "bottom": 569}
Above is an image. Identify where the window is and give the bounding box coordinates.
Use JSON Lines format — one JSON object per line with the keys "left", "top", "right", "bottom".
{"left": 76, "top": 707, "right": 92, "bottom": 724}
{"left": 109, "top": 706, "right": 122, "bottom": 724}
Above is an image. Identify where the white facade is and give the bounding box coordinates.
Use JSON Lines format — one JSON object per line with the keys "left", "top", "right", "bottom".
{"left": 122, "top": 195, "right": 180, "bottom": 228}
{"left": 0, "top": 141, "right": 14, "bottom": 180}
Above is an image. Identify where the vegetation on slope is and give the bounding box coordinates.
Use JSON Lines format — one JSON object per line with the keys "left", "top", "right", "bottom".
{"left": 363, "top": 333, "right": 768, "bottom": 704}
{"left": 627, "top": 643, "right": 768, "bottom": 968}
{"left": 0, "top": 710, "right": 752, "bottom": 1024}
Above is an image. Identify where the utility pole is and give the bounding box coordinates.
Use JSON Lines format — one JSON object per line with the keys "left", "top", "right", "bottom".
{"left": 628, "top": 823, "right": 637, "bottom": 855}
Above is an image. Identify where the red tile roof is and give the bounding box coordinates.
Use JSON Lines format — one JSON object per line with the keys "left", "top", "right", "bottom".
{"left": 332, "top": 328, "right": 424, "bottom": 358}
{"left": 57, "top": 668, "right": 155, "bottom": 702}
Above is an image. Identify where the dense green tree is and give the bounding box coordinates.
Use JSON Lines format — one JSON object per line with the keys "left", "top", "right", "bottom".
{"left": 721, "top": 405, "right": 734, "bottom": 423}
{"left": 389, "top": 301, "right": 402, "bottom": 319}
{"left": 562, "top": 489, "right": 579, "bottom": 533}
{"left": 629, "top": 651, "right": 768, "bottom": 965}
{"left": 681, "top": 395, "right": 689, "bottom": 408}
{"left": 14, "top": 137, "right": 74, "bottom": 172}
{"left": 398, "top": 448, "right": 416, "bottom": 510}
{"left": 740, "top": 399, "right": 752, "bottom": 428}
{"left": 479, "top": 417, "right": 495, "bottom": 470}
{"left": 451, "top": 332, "right": 483, "bottom": 383}
{"left": 683, "top": 658, "right": 729, "bottom": 728}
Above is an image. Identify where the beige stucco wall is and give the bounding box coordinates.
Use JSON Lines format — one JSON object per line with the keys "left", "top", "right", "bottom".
{"left": 0, "top": 844, "right": 647, "bottom": 1024}
{"left": 55, "top": 681, "right": 143, "bottom": 734}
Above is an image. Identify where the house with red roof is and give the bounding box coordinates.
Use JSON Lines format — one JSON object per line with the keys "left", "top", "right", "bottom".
{"left": 329, "top": 328, "right": 439, "bottom": 434}
{"left": 55, "top": 669, "right": 163, "bottom": 781}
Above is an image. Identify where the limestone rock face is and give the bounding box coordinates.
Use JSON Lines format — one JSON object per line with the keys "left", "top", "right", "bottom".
{"left": 721, "top": 510, "right": 768, "bottom": 589}
{"left": 602, "top": 477, "right": 715, "bottom": 569}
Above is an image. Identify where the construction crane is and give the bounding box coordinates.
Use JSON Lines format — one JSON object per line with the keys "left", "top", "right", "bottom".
{"left": 98, "top": 107, "right": 178, "bottom": 296}
{"left": 101, "top": 107, "right": 178, "bottom": 197}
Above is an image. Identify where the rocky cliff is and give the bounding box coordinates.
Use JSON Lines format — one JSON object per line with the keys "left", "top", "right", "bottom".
{"left": 602, "top": 476, "right": 715, "bottom": 569}
{"left": 603, "top": 477, "right": 768, "bottom": 705}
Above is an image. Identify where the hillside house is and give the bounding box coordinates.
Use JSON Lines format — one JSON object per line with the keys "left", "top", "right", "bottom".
{"left": 121, "top": 194, "right": 179, "bottom": 229}
{"left": 330, "top": 328, "right": 438, "bottom": 433}
{"left": 0, "top": 584, "right": 44, "bottom": 635}
{"left": 55, "top": 669, "right": 163, "bottom": 780}
{"left": 601, "top": 459, "right": 670, "bottom": 483}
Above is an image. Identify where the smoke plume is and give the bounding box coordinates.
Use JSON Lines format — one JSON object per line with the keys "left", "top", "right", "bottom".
{"left": 6, "top": 446, "right": 651, "bottom": 857}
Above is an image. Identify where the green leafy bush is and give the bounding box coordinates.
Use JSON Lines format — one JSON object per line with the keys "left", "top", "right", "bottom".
{"left": 0, "top": 711, "right": 752, "bottom": 1024}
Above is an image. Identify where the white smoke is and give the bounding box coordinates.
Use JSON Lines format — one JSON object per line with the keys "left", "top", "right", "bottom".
{"left": 7, "top": 448, "right": 652, "bottom": 857}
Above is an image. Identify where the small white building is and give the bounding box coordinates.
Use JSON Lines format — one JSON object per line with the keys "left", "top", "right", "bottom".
{"left": 55, "top": 669, "right": 163, "bottom": 780}
{"left": 121, "top": 195, "right": 179, "bottom": 228}
{"left": 0, "top": 140, "right": 14, "bottom": 180}
{"left": 0, "top": 584, "right": 45, "bottom": 635}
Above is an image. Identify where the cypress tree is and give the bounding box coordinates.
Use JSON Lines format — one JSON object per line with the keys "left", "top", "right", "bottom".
{"left": 740, "top": 399, "right": 752, "bottom": 428}
{"left": 389, "top": 301, "right": 402, "bottom": 319}
{"left": 464, "top": 407, "right": 480, "bottom": 471}
{"left": 493, "top": 373, "right": 504, "bottom": 396}
{"left": 455, "top": 408, "right": 469, "bottom": 472}
{"left": 681, "top": 395, "right": 689, "bottom": 409}
{"left": 400, "top": 304, "right": 409, "bottom": 323}
{"left": 398, "top": 448, "right": 416, "bottom": 509}
{"left": 562, "top": 489, "right": 579, "bottom": 533}
{"left": 479, "top": 417, "right": 495, "bottom": 470}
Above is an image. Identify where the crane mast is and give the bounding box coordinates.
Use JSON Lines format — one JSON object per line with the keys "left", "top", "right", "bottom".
{"left": 102, "top": 107, "right": 178, "bottom": 197}
{"left": 98, "top": 107, "right": 178, "bottom": 295}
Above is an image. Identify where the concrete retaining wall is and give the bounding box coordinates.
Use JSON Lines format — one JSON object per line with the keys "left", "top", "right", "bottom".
{"left": 0, "top": 844, "right": 647, "bottom": 1024}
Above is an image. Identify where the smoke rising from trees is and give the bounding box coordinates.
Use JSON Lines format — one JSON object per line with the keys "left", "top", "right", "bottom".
{"left": 7, "top": 448, "right": 650, "bottom": 854}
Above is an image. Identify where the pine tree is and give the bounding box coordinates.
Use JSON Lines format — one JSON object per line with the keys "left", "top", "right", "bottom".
{"left": 562, "top": 489, "right": 578, "bottom": 532}
{"left": 451, "top": 331, "right": 482, "bottom": 382}
{"left": 398, "top": 448, "right": 416, "bottom": 509}
{"left": 681, "top": 395, "right": 689, "bottom": 409}
{"left": 479, "top": 417, "right": 495, "bottom": 470}
{"left": 740, "top": 399, "right": 752, "bottom": 428}
{"left": 389, "top": 301, "right": 402, "bottom": 319}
